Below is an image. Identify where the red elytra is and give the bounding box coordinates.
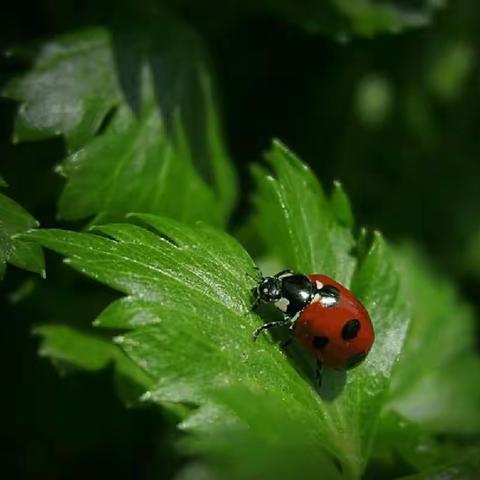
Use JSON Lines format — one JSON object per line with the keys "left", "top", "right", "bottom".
{"left": 295, "top": 274, "right": 374, "bottom": 370}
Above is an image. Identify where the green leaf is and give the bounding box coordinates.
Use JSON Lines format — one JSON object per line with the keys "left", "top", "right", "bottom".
{"left": 427, "top": 42, "right": 475, "bottom": 101}
{"left": 0, "top": 181, "right": 44, "bottom": 278}
{"left": 399, "top": 447, "right": 480, "bottom": 480}
{"left": 22, "top": 136, "right": 410, "bottom": 479}
{"left": 330, "top": 180, "right": 355, "bottom": 229}
{"left": 372, "top": 412, "right": 456, "bottom": 473}
{"left": 354, "top": 74, "right": 393, "bottom": 127}
{"left": 387, "top": 246, "right": 480, "bottom": 434}
{"left": 56, "top": 102, "right": 222, "bottom": 226}
{"left": 252, "top": 140, "right": 356, "bottom": 286}
{"left": 254, "top": 141, "right": 480, "bottom": 443}
{"left": 34, "top": 324, "right": 152, "bottom": 404}
{"left": 253, "top": 140, "right": 412, "bottom": 475}
{"left": 180, "top": 388, "right": 343, "bottom": 480}
{"left": 4, "top": 29, "right": 119, "bottom": 150}
{"left": 21, "top": 141, "right": 478, "bottom": 477}
{"left": 15, "top": 218, "right": 335, "bottom": 476}
{"left": 18, "top": 216, "right": 350, "bottom": 477}
{"left": 4, "top": 9, "right": 236, "bottom": 225}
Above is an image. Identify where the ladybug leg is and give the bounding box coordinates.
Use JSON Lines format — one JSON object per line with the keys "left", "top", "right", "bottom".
{"left": 252, "top": 264, "right": 262, "bottom": 276}
{"left": 315, "top": 360, "right": 323, "bottom": 389}
{"left": 273, "top": 269, "right": 294, "bottom": 278}
{"left": 280, "top": 321, "right": 296, "bottom": 348}
{"left": 251, "top": 287, "right": 261, "bottom": 311}
{"left": 253, "top": 319, "right": 290, "bottom": 340}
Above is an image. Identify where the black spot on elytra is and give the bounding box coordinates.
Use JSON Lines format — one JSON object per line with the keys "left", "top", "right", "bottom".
{"left": 342, "top": 319, "right": 361, "bottom": 340}
{"left": 312, "top": 336, "right": 329, "bottom": 350}
{"left": 345, "top": 351, "right": 366, "bottom": 369}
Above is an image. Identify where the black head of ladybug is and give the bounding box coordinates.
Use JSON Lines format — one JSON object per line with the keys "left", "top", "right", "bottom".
{"left": 254, "top": 276, "right": 282, "bottom": 303}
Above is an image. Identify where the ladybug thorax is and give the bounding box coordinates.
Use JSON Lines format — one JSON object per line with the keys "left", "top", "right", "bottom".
{"left": 255, "top": 271, "right": 343, "bottom": 318}
{"left": 273, "top": 273, "right": 316, "bottom": 317}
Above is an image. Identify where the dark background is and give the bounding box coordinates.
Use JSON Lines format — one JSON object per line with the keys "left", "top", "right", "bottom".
{"left": 1, "top": 0, "right": 479, "bottom": 478}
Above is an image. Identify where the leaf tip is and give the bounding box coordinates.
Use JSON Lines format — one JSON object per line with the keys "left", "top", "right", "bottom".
{"left": 54, "top": 164, "right": 66, "bottom": 177}
{"left": 271, "top": 137, "right": 286, "bottom": 150}
{"left": 270, "top": 138, "right": 295, "bottom": 160}
{"left": 140, "top": 390, "right": 153, "bottom": 402}
{"left": 372, "top": 229, "right": 384, "bottom": 242}
{"left": 11, "top": 229, "right": 36, "bottom": 241}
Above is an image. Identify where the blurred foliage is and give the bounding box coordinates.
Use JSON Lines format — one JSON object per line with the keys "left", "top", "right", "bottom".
{"left": 1, "top": 0, "right": 480, "bottom": 479}
{"left": 165, "top": 0, "right": 446, "bottom": 38}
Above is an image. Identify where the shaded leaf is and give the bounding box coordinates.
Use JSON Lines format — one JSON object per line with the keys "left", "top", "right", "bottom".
{"left": 0, "top": 180, "right": 44, "bottom": 278}
{"left": 252, "top": 0, "right": 445, "bottom": 38}
{"left": 331, "top": 180, "right": 355, "bottom": 229}
{"left": 387, "top": 246, "right": 480, "bottom": 434}
{"left": 4, "top": 29, "right": 120, "bottom": 150}
{"left": 399, "top": 447, "right": 480, "bottom": 480}
{"left": 4, "top": 10, "right": 236, "bottom": 225}
{"left": 180, "top": 387, "right": 343, "bottom": 480}
{"left": 34, "top": 324, "right": 152, "bottom": 404}
{"left": 372, "top": 412, "right": 456, "bottom": 473}
{"left": 56, "top": 102, "right": 222, "bottom": 226}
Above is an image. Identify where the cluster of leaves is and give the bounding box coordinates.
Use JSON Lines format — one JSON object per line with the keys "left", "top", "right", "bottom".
{"left": 3, "top": 8, "right": 235, "bottom": 227}
{"left": 2, "top": 1, "right": 480, "bottom": 479}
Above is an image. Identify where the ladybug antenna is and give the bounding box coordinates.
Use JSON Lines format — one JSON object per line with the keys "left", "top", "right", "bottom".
{"left": 245, "top": 265, "right": 263, "bottom": 283}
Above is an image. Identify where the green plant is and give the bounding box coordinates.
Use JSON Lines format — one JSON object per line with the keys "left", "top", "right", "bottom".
{"left": 2, "top": 2, "right": 480, "bottom": 479}
{"left": 0, "top": 177, "right": 44, "bottom": 278}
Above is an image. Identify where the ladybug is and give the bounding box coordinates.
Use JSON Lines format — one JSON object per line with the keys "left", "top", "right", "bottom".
{"left": 252, "top": 270, "right": 374, "bottom": 384}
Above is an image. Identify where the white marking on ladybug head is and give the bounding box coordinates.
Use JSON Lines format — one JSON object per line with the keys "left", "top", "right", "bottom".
{"left": 274, "top": 297, "right": 290, "bottom": 312}
{"left": 315, "top": 281, "right": 324, "bottom": 289}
